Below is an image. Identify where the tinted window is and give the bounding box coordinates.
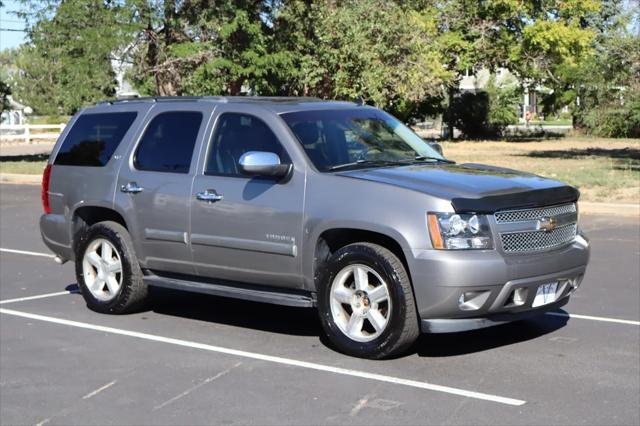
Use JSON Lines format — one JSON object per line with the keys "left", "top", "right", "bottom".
{"left": 55, "top": 112, "right": 137, "bottom": 166}
{"left": 135, "top": 111, "right": 202, "bottom": 173}
{"left": 206, "top": 113, "right": 288, "bottom": 176}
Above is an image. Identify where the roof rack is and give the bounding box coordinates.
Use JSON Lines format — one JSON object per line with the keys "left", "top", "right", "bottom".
{"left": 97, "top": 96, "right": 228, "bottom": 105}
{"left": 97, "top": 95, "right": 324, "bottom": 106}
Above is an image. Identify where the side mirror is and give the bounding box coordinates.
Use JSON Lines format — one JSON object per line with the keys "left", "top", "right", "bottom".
{"left": 429, "top": 142, "right": 443, "bottom": 156}
{"left": 238, "top": 151, "right": 292, "bottom": 178}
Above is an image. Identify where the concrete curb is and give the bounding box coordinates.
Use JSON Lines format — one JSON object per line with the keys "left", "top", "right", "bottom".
{"left": 0, "top": 173, "right": 42, "bottom": 185}
{"left": 0, "top": 173, "right": 637, "bottom": 217}
{"left": 580, "top": 202, "right": 639, "bottom": 217}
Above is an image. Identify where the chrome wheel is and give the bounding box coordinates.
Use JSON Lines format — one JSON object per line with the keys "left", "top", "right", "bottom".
{"left": 329, "top": 264, "right": 391, "bottom": 342}
{"left": 82, "top": 238, "right": 123, "bottom": 301}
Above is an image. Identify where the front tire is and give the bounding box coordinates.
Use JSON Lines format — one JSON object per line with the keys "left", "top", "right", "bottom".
{"left": 75, "top": 221, "right": 148, "bottom": 314}
{"left": 317, "top": 243, "right": 419, "bottom": 359}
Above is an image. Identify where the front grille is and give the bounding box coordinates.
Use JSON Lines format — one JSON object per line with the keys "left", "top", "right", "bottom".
{"left": 500, "top": 224, "right": 577, "bottom": 253}
{"left": 495, "top": 203, "right": 576, "bottom": 223}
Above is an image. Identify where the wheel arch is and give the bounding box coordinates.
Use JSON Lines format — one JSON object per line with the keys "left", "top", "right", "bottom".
{"left": 305, "top": 223, "right": 413, "bottom": 292}
{"left": 71, "top": 205, "right": 129, "bottom": 253}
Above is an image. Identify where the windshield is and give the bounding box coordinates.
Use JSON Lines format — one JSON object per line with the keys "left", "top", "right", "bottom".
{"left": 281, "top": 108, "right": 446, "bottom": 172}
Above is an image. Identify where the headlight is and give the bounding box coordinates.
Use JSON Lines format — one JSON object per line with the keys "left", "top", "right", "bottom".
{"left": 427, "top": 213, "right": 493, "bottom": 250}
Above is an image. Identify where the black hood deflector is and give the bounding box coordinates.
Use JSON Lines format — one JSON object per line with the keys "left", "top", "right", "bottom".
{"left": 451, "top": 185, "right": 580, "bottom": 214}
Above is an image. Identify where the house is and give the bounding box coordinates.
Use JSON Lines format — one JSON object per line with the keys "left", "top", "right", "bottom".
{"left": 1, "top": 96, "right": 32, "bottom": 125}
{"left": 459, "top": 68, "right": 545, "bottom": 122}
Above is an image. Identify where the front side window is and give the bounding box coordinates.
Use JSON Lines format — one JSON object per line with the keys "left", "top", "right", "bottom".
{"left": 55, "top": 112, "right": 137, "bottom": 167}
{"left": 134, "top": 111, "right": 203, "bottom": 173}
{"left": 281, "top": 108, "right": 446, "bottom": 171}
{"left": 206, "top": 113, "right": 289, "bottom": 176}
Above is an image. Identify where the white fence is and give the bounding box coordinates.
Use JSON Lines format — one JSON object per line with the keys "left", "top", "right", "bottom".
{"left": 0, "top": 124, "right": 65, "bottom": 144}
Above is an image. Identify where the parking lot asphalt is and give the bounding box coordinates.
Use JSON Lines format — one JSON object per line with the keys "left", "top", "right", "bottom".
{"left": 0, "top": 183, "right": 639, "bottom": 425}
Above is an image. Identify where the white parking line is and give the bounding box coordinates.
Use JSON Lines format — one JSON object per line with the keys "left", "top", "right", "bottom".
{"left": 1, "top": 278, "right": 637, "bottom": 329}
{"left": 546, "top": 312, "right": 640, "bottom": 326}
{"left": 0, "top": 307, "right": 525, "bottom": 406}
{"left": 0, "top": 248, "right": 54, "bottom": 258}
{"left": 82, "top": 380, "right": 117, "bottom": 400}
{"left": 2, "top": 247, "right": 639, "bottom": 327}
{"left": 0, "top": 290, "right": 78, "bottom": 305}
{"left": 153, "top": 363, "right": 242, "bottom": 410}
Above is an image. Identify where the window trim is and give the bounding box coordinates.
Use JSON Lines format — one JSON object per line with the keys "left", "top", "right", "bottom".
{"left": 132, "top": 110, "right": 204, "bottom": 174}
{"left": 53, "top": 111, "right": 138, "bottom": 167}
{"left": 203, "top": 112, "right": 292, "bottom": 178}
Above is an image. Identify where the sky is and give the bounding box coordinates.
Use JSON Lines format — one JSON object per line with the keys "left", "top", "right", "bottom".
{"left": 0, "top": 0, "right": 27, "bottom": 51}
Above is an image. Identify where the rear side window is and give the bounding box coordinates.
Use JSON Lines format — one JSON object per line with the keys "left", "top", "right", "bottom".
{"left": 134, "top": 111, "right": 203, "bottom": 173}
{"left": 55, "top": 112, "right": 137, "bottom": 166}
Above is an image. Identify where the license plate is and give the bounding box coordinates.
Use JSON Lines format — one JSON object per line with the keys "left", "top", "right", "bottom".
{"left": 532, "top": 282, "right": 558, "bottom": 307}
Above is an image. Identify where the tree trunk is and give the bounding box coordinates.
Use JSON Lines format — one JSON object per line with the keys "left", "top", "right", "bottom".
{"left": 228, "top": 80, "right": 243, "bottom": 96}
{"left": 156, "top": 69, "right": 180, "bottom": 96}
{"left": 447, "top": 85, "right": 455, "bottom": 140}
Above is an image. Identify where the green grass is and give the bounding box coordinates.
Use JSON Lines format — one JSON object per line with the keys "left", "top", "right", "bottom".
{"left": 0, "top": 154, "right": 48, "bottom": 175}
{"left": 28, "top": 115, "right": 71, "bottom": 125}
{"left": 529, "top": 119, "right": 573, "bottom": 126}
{"left": 441, "top": 137, "right": 640, "bottom": 203}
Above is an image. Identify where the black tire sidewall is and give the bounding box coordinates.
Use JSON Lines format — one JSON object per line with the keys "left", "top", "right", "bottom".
{"left": 75, "top": 222, "right": 140, "bottom": 314}
{"left": 317, "top": 244, "right": 410, "bottom": 358}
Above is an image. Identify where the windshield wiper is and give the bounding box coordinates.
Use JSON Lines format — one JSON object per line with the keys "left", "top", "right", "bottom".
{"left": 328, "top": 159, "right": 402, "bottom": 171}
{"left": 328, "top": 156, "right": 455, "bottom": 171}
{"left": 410, "top": 155, "right": 456, "bottom": 164}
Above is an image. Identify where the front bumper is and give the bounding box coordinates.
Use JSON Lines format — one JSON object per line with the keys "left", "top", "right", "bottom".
{"left": 420, "top": 279, "right": 575, "bottom": 333}
{"left": 409, "top": 234, "right": 590, "bottom": 333}
{"left": 421, "top": 297, "right": 570, "bottom": 333}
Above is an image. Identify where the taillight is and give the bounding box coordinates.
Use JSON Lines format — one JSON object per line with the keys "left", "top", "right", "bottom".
{"left": 41, "top": 164, "right": 52, "bottom": 214}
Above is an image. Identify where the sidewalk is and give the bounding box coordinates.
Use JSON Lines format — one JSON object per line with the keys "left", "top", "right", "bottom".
{"left": 579, "top": 202, "right": 639, "bottom": 217}
{"left": 0, "top": 142, "right": 55, "bottom": 157}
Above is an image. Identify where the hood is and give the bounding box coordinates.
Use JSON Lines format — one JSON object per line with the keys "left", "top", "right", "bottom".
{"left": 337, "top": 163, "right": 579, "bottom": 213}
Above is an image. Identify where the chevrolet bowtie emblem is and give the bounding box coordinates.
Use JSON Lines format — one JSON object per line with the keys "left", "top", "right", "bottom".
{"left": 537, "top": 216, "right": 557, "bottom": 232}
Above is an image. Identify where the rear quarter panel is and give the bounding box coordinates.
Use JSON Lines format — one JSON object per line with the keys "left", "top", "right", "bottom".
{"left": 45, "top": 103, "right": 153, "bottom": 251}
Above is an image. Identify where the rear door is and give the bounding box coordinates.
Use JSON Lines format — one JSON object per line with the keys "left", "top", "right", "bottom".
{"left": 116, "top": 103, "right": 214, "bottom": 275}
{"left": 190, "top": 105, "right": 306, "bottom": 288}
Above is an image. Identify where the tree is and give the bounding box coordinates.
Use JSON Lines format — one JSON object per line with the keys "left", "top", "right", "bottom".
{"left": 0, "top": 47, "right": 12, "bottom": 112}
{"left": 0, "top": 79, "right": 10, "bottom": 113}
{"left": 9, "top": 0, "right": 631, "bottom": 138}
{"left": 11, "top": 0, "right": 120, "bottom": 115}
{"left": 268, "top": 0, "right": 451, "bottom": 120}
{"left": 411, "top": 0, "right": 599, "bottom": 137}
{"left": 575, "top": 1, "right": 639, "bottom": 136}
{"left": 126, "top": 0, "right": 280, "bottom": 96}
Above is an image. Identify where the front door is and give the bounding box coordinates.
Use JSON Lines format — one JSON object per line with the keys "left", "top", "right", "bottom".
{"left": 190, "top": 106, "right": 305, "bottom": 288}
{"left": 116, "top": 104, "right": 214, "bottom": 275}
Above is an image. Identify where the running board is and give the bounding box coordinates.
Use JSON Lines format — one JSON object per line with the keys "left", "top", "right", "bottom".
{"left": 143, "top": 272, "right": 316, "bottom": 308}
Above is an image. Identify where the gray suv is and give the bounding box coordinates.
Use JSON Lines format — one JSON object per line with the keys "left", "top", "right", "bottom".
{"left": 40, "top": 97, "right": 590, "bottom": 359}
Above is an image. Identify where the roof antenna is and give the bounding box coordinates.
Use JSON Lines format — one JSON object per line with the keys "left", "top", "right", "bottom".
{"left": 355, "top": 96, "right": 365, "bottom": 106}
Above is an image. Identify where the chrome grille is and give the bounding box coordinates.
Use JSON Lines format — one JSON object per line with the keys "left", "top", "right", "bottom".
{"left": 500, "top": 224, "right": 577, "bottom": 253}
{"left": 495, "top": 203, "right": 576, "bottom": 223}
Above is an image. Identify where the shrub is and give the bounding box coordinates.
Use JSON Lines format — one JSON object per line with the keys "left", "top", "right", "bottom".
{"left": 449, "top": 77, "right": 521, "bottom": 139}
{"left": 581, "top": 93, "right": 640, "bottom": 138}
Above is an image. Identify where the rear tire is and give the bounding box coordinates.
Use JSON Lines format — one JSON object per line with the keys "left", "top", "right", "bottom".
{"left": 75, "top": 221, "right": 148, "bottom": 314}
{"left": 317, "top": 242, "right": 419, "bottom": 359}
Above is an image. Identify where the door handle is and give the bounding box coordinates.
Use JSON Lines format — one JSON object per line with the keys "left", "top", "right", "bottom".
{"left": 120, "top": 182, "right": 144, "bottom": 194}
{"left": 196, "top": 189, "right": 224, "bottom": 203}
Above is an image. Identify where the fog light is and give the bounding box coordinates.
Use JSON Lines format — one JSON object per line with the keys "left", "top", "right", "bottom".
{"left": 513, "top": 288, "right": 527, "bottom": 306}
{"left": 458, "top": 290, "right": 491, "bottom": 311}
{"left": 569, "top": 275, "right": 583, "bottom": 292}
{"left": 504, "top": 287, "right": 528, "bottom": 307}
